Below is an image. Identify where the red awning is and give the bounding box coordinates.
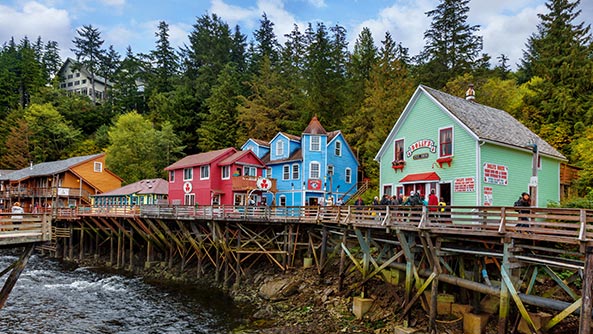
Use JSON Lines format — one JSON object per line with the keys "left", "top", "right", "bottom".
{"left": 399, "top": 172, "right": 440, "bottom": 183}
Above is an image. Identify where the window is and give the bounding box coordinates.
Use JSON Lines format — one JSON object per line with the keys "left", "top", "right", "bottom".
{"left": 94, "top": 162, "right": 103, "bottom": 172}
{"left": 328, "top": 165, "right": 334, "bottom": 176}
{"left": 394, "top": 139, "right": 404, "bottom": 162}
{"left": 221, "top": 166, "right": 230, "bottom": 179}
{"left": 279, "top": 195, "right": 286, "bottom": 206}
{"left": 184, "top": 193, "right": 195, "bottom": 206}
{"left": 82, "top": 79, "right": 87, "bottom": 84}
{"left": 311, "top": 136, "right": 321, "bottom": 151}
{"left": 200, "top": 165, "right": 210, "bottom": 179}
{"left": 439, "top": 128, "right": 453, "bottom": 157}
{"left": 74, "top": 80, "right": 80, "bottom": 85}
{"left": 292, "top": 164, "right": 299, "bottom": 180}
{"left": 310, "top": 162, "right": 320, "bottom": 179}
{"left": 276, "top": 140, "right": 284, "bottom": 156}
{"left": 266, "top": 167, "right": 272, "bottom": 178}
{"left": 283, "top": 165, "right": 290, "bottom": 180}
{"left": 345, "top": 168, "right": 352, "bottom": 183}
{"left": 243, "top": 166, "right": 256, "bottom": 176}
{"left": 67, "top": 82, "right": 73, "bottom": 87}
{"left": 335, "top": 141, "right": 342, "bottom": 156}
{"left": 169, "top": 171, "right": 175, "bottom": 182}
{"left": 60, "top": 83, "right": 66, "bottom": 88}
{"left": 75, "top": 72, "right": 80, "bottom": 77}
{"left": 383, "top": 185, "right": 392, "bottom": 196}
{"left": 67, "top": 74, "right": 73, "bottom": 79}
{"left": 184, "top": 168, "right": 193, "bottom": 181}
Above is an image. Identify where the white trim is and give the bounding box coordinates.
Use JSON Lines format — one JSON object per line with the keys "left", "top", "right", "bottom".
{"left": 438, "top": 126, "right": 454, "bottom": 157}
{"left": 310, "top": 135, "right": 321, "bottom": 151}
{"left": 199, "top": 165, "right": 210, "bottom": 180}
{"left": 310, "top": 161, "right": 321, "bottom": 179}
{"left": 221, "top": 165, "right": 230, "bottom": 180}
{"left": 345, "top": 167, "right": 352, "bottom": 184}
{"left": 476, "top": 140, "right": 482, "bottom": 206}
{"left": 183, "top": 167, "right": 193, "bottom": 181}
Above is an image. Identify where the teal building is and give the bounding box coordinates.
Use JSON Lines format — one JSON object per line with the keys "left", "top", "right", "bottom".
{"left": 375, "top": 85, "right": 565, "bottom": 207}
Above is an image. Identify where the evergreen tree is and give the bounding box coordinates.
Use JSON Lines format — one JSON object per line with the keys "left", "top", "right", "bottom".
{"left": 197, "top": 63, "right": 241, "bottom": 150}
{"left": 99, "top": 45, "right": 121, "bottom": 102}
{"left": 148, "top": 21, "right": 179, "bottom": 94}
{"left": 112, "top": 47, "right": 144, "bottom": 113}
{"left": 41, "top": 40, "right": 62, "bottom": 84}
{"left": 71, "top": 25, "right": 105, "bottom": 103}
{"left": 250, "top": 13, "right": 280, "bottom": 72}
{"left": 2, "top": 121, "right": 31, "bottom": 169}
{"left": 416, "top": 0, "right": 484, "bottom": 88}
{"left": 17, "top": 37, "right": 44, "bottom": 108}
{"left": 346, "top": 27, "right": 378, "bottom": 117}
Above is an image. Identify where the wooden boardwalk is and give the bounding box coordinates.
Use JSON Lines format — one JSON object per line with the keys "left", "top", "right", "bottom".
{"left": 48, "top": 205, "right": 593, "bottom": 333}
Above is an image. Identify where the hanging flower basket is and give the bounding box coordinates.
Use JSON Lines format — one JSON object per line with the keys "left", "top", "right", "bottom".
{"left": 392, "top": 160, "right": 405, "bottom": 171}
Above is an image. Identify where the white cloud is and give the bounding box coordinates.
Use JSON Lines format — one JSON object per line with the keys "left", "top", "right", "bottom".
{"left": 100, "top": 0, "right": 126, "bottom": 7}
{"left": 0, "top": 2, "right": 71, "bottom": 52}
{"left": 306, "top": 0, "right": 326, "bottom": 9}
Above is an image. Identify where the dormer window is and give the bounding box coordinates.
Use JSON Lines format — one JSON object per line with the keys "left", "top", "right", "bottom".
{"left": 335, "top": 141, "right": 342, "bottom": 156}
{"left": 311, "top": 136, "right": 321, "bottom": 151}
{"left": 276, "top": 140, "right": 284, "bottom": 156}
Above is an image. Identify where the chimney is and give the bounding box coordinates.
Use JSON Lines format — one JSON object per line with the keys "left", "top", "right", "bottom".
{"left": 465, "top": 84, "right": 475, "bottom": 101}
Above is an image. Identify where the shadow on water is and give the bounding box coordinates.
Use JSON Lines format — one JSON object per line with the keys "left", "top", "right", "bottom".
{"left": 0, "top": 249, "right": 250, "bottom": 334}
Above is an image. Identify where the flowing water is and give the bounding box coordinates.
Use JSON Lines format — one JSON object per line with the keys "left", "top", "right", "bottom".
{"left": 0, "top": 251, "right": 247, "bottom": 334}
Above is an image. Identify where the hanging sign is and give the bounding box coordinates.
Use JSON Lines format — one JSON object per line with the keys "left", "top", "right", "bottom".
{"left": 257, "top": 177, "right": 272, "bottom": 190}
{"left": 183, "top": 182, "right": 192, "bottom": 193}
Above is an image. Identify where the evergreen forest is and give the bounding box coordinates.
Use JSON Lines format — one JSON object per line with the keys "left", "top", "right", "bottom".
{"left": 1, "top": 0, "right": 592, "bottom": 204}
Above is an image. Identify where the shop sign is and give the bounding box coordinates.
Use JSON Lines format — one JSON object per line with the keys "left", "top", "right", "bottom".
{"left": 413, "top": 153, "right": 429, "bottom": 160}
{"left": 406, "top": 139, "right": 436, "bottom": 157}
{"left": 483, "top": 187, "right": 493, "bottom": 206}
{"left": 454, "top": 177, "right": 475, "bottom": 192}
{"left": 483, "top": 163, "right": 508, "bottom": 185}
{"left": 307, "top": 179, "right": 322, "bottom": 191}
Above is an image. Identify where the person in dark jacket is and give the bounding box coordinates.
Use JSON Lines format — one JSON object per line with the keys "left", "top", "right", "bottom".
{"left": 514, "top": 192, "right": 531, "bottom": 228}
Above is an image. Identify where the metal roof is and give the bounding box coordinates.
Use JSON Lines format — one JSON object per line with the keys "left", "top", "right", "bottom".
{"left": 0, "top": 154, "right": 104, "bottom": 182}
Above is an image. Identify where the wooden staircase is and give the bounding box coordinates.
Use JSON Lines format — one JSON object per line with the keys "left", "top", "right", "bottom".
{"left": 343, "top": 180, "right": 370, "bottom": 205}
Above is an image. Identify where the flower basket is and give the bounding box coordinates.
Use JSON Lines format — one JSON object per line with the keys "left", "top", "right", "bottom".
{"left": 392, "top": 160, "right": 405, "bottom": 171}
{"left": 436, "top": 156, "right": 453, "bottom": 168}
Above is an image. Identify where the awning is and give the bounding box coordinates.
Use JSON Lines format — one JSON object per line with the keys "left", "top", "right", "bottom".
{"left": 399, "top": 172, "right": 440, "bottom": 183}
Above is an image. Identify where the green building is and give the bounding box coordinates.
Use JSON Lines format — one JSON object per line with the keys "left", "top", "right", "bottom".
{"left": 375, "top": 85, "right": 565, "bottom": 207}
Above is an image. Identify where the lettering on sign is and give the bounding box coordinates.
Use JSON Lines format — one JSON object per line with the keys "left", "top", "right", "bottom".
{"left": 483, "top": 186, "right": 493, "bottom": 206}
{"left": 406, "top": 139, "right": 436, "bottom": 158}
{"left": 454, "top": 177, "right": 475, "bottom": 192}
{"left": 483, "top": 163, "right": 508, "bottom": 185}
{"left": 413, "top": 153, "right": 429, "bottom": 160}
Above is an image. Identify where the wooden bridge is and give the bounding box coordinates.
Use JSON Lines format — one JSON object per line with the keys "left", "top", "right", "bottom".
{"left": 5, "top": 204, "right": 593, "bottom": 333}
{"left": 0, "top": 213, "right": 52, "bottom": 309}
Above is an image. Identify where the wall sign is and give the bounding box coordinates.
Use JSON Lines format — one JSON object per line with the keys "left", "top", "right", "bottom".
{"left": 183, "top": 182, "right": 192, "bottom": 193}
{"left": 308, "top": 179, "right": 322, "bottom": 191}
{"left": 483, "top": 163, "right": 508, "bottom": 185}
{"left": 413, "top": 153, "right": 429, "bottom": 160}
{"left": 454, "top": 177, "right": 475, "bottom": 192}
{"left": 406, "top": 139, "right": 436, "bottom": 157}
{"left": 483, "top": 187, "right": 493, "bottom": 206}
{"left": 256, "top": 177, "right": 272, "bottom": 190}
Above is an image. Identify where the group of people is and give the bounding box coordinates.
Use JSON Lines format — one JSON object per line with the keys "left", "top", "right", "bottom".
{"left": 354, "top": 189, "right": 446, "bottom": 210}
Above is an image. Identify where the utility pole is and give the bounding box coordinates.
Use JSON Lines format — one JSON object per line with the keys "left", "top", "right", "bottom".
{"left": 527, "top": 143, "right": 538, "bottom": 207}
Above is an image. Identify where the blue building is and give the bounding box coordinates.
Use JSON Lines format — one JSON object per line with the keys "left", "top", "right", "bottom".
{"left": 242, "top": 116, "right": 359, "bottom": 206}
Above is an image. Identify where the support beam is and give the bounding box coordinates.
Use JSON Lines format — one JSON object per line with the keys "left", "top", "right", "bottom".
{"left": 579, "top": 246, "right": 593, "bottom": 334}
{"left": 0, "top": 244, "right": 35, "bottom": 309}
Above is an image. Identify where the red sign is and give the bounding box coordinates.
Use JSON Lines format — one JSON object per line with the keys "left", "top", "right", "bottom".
{"left": 483, "top": 163, "right": 508, "bottom": 185}
{"left": 308, "top": 179, "right": 322, "bottom": 191}
{"left": 406, "top": 139, "right": 436, "bottom": 157}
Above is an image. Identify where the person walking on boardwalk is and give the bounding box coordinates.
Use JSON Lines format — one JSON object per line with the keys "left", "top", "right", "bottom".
{"left": 514, "top": 192, "right": 531, "bottom": 228}
{"left": 428, "top": 190, "right": 438, "bottom": 212}
{"left": 11, "top": 202, "right": 24, "bottom": 227}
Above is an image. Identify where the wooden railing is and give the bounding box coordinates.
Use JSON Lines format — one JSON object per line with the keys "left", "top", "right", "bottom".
{"left": 0, "top": 213, "right": 52, "bottom": 246}
{"left": 67, "top": 204, "right": 593, "bottom": 245}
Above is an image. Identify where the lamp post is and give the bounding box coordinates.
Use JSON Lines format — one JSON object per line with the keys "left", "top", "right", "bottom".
{"left": 291, "top": 183, "right": 294, "bottom": 207}
{"left": 527, "top": 143, "right": 538, "bottom": 207}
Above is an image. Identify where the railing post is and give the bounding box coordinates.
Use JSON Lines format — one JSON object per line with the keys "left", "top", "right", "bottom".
{"left": 418, "top": 206, "right": 428, "bottom": 229}
{"left": 578, "top": 209, "right": 587, "bottom": 242}
{"left": 498, "top": 207, "right": 507, "bottom": 234}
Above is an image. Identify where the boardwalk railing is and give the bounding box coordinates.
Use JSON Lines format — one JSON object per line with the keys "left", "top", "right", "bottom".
{"left": 0, "top": 213, "right": 52, "bottom": 246}
{"left": 69, "top": 204, "right": 593, "bottom": 244}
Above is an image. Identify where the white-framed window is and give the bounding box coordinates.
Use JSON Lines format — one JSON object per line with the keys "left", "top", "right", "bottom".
{"left": 222, "top": 166, "right": 230, "bottom": 179}
{"left": 311, "top": 136, "right": 321, "bottom": 151}
{"left": 266, "top": 167, "right": 272, "bottom": 178}
{"left": 328, "top": 165, "right": 334, "bottom": 176}
{"left": 394, "top": 139, "right": 404, "bottom": 162}
{"left": 184, "top": 168, "right": 193, "bottom": 181}
{"left": 184, "top": 193, "right": 195, "bottom": 206}
{"left": 94, "top": 162, "right": 103, "bottom": 172}
{"left": 335, "top": 141, "right": 342, "bottom": 156}
{"left": 283, "top": 165, "right": 290, "bottom": 180}
{"left": 439, "top": 127, "right": 453, "bottom": 157}
{"left": 200, "top": 165, "right": 210, "bottom": 180}
{"left": 276, "top": 140, "right": 284, "bottom": 156}
{"left": 345, "top": 168, "right": 352, "bottom": 184}
{"left": 310, "top": 162, "right": 320, "bottom": 179}
{"left": 279, "top": 195, "right": 287, "bottom": 206}
{"left": 169, "top": 171, "right": 175, "bottom": 182}
{"left": 243, "top": 166, "right": 257, "bottom": 176}
{"left": 292, "top": 164, "right": 299, "bottom": 180}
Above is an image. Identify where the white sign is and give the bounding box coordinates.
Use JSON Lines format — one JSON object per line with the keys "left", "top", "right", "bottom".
{"left": 57, "top": 188, "right": 70, "bottom": 196}
{"left": 256, "top": 178, "right": 272, "bottom": 190}
{"left": 183, "top": 182, "right": 192, "bottom": 193}
{"left": 529, "top": 176, "right": 538, "bottom": 187}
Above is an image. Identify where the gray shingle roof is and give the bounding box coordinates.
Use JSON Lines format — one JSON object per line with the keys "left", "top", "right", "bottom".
{"left": 0, "top": 154, "right": 104, "bottom": 182}
{"left": 421, "top": 85, "right": 565, "bottom": 160}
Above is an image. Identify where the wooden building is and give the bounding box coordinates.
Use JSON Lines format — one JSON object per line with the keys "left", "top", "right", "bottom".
{"left": 0, "top": 153, "right": 122, "bottom": 212}
{"left": 91, "top": 178, "right": 168, "bottom": 208}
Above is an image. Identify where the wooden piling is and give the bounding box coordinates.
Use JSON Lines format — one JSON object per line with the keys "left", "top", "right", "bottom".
{"left": 579, "top": 246, "right": 593, "bottom": 334}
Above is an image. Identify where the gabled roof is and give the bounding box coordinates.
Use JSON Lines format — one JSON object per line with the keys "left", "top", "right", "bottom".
{"left": 93, "top": 178, "right": 168, "bottom": 197}
{"left": 303, "top": 115, "right": 327, "bottom": 135}
{"left": 250, "top": 138, "right": 270, "bottom": 147}
{"left": 266, "top": 149, "right": 303, "bottom": 165}
{"left": 164, "top": 148, "right": 236, "bottom": 170}
{"left": 0, "top": 154, "right": 105, "bottom": 182}
{"left": 58, "top": 58, "right": 112, "bottom": 86}
{"left": 219, "top": 150, "right": 266, "bottom": 167}
{"left": 376, "top": 85, "right": 565, "bottom": 161}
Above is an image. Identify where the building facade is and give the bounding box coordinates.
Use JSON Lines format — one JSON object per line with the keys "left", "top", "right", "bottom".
{"left": 243, "top": 116, "right": 359, "bottom": 206}
{"left": 375, "top": 85, "right": 565, "bottom": 207}
{"left": 57, "top": 58, "right": 113, "bottom": 101}
{"left": 0, "top": 153, "right": 122, "bottom": 212}
{"left": 91, "top": 178, "right": 168, "bottom": 208}
{"left": 165, "top": 148, "right": 273, "bottom": 206}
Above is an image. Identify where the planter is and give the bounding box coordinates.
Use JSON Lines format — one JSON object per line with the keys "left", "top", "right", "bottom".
{"left": 436, "top": 156, "right": 453, "bottom": 168}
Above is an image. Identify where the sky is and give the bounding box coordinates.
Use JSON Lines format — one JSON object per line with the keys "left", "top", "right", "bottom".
{"left": 0, "top": 0, "right": 592, "bottom": 70}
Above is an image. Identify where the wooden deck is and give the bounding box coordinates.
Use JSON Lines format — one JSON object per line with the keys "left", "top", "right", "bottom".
{"left": 69, "top": 204, "right": 593, "bottom": 246}
{"left": 0, "top": 214, "right": 52, "bottom": 247}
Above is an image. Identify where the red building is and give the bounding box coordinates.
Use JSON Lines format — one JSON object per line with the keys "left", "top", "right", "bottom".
{"left": 165, "top": 147, "right": 274, "bottom": 206}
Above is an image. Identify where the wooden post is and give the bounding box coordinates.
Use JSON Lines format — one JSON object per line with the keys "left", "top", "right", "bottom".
{"left": 146, "top": 240, "right": 153, "bottom": 268}
{"left": 128, "top": 229, "right": 133, "bottom": 271}
{"left": 498, "top": 243, "right": 511, "bottom": 334}
{"left": 429, "top": 270, "right": 439, "bottom": 333}
{"left": 79, "top": 224, "right": 84, "bottom": 260}
{"left": 68, "top": 225, "right": 74, "bottom": 260}
{"left": 319, "top": 226, "right": 328, "bottom": 277}
{"left": 117, "top": 229, "right": 122, "bottom": 268}
{"left": 109, "top": 230, "right": 114, "bottom": 266}
{"left": 0, "top": 244, "right": 35, "bottom": 309}
{"left": 338, "top": 228, "right": 348, "bottom": 291}
{"left": 579, "top": 246, "right": 593, "bottom": 334}
{"left": 235, "top": 229, "right": 242, "bottom": 287}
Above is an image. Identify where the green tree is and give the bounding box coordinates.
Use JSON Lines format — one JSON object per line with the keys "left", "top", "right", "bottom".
{"left": 41, "top": 40, "right": 62, "bottom": 85}
{"left": 346, "top": 27, "right": 378, "bottom": 117}
{"left": 250, "top": 13, "right": 280, "bottom": 73}
{"left": 156, "top": 121, "right": 185, "bottom": 175}
{"left": 416, "top": 0, "right": 484, "bottom": 88}
{"left": 148, "top": 21, "right": 179, "bottom": 94}
{"left": 71, "top": 25, "right": 105, "bottom": 103}
{"left": 197, "top": 63, "right": 242, "bottom": 150}
{"left": 105, "top": 111, "right": 160, "bottom": 183}
{"left": 99, "top": 45, "right": 120, "bottom": 101}
{"left": 112, "top": 47, "right": 145, "bottom": 113}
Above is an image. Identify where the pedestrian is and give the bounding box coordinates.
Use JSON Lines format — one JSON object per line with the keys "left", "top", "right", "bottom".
{"left": 354, "top": 196, "right": 364, "bottom": 209}
{"left": 514, "top": 192, "right": 531, "bottom": 228}
{"left": 428, "top": 190, "right": 438, "bottom": 212}
{"left": 373, "top": 196, "right": 380, "bottom": 206}
{"left": 11, "top": 201, "right": 24, "bottom": 226}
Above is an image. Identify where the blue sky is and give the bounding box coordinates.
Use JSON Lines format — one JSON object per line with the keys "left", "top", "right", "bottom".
{"left": 1, "top": 0, "right": 592, "bottom": 69}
